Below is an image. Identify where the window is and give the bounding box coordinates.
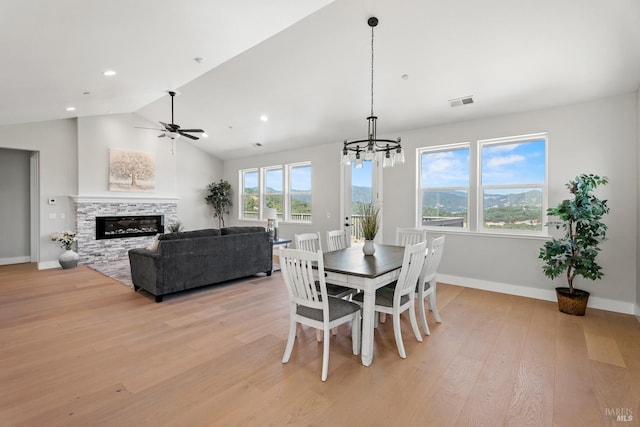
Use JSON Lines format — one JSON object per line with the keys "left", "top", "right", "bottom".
{"left": 241, "top": 169, "right": 259, "bottom": 220}
{"left": 480, "top": 136, "right": 546, "bottom": 232}
{"left": 264, "top": 166, "right": 283, "bottom": 219}
{"left": 418, "top": 133, "right": 547, "bottom": 235}
{"left": 419, "top": 144, "right": 470, "bottom": 228}
{"left": 239, "top": 162, "right": 312, "bottom": 223}
{"left": 288, "top": 163, "right": 312, "bottom": 222}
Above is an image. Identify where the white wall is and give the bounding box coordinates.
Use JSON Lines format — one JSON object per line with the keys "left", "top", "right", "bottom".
{"left": 0, "top": 114, "right": 222, "bottom": 266}
{"left": 0, "top": 119, "right": 78, "bottom": 264}
{"left": 224, "top": 93, "right": 638, "bottom": 313}
{"left": 223, "top": 143, "right": 343, "bottom": 247}
{"left": 76, "top": 114, "right": 223, "bottom": 231}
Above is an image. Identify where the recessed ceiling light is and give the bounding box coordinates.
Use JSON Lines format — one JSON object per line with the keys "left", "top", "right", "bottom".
{"left": 260, "top": 115, "right": 268, "bottom": 122}
{"left": 103, "top": 70, "right": 116, "bottom": 77}
{"left": 65, "top": 106, "right": 76, "bottom": 112}
{"left": 254, "top": 142, "right": 263, "bottom": 147}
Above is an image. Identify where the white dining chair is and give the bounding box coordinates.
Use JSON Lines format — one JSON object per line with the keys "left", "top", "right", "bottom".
{"left": 395, "top": 227, "right": 427, "bottom": 246}
{"left": 279, "top": 248, "right": 361, "bottom": 381}
{"left": 295, "top": 232, "right": 356, "bottom": 341}
{"left": 326, "top": 229, "right": 348, "bottom": 252}
{"left": 295, "top": 232, "right": 323, "bottom": 252}
{"left": 417, "top": 236, "right": 445, "bottom": 335}
{"left": 352, "top": 241, "right": 426, "bottom": 359}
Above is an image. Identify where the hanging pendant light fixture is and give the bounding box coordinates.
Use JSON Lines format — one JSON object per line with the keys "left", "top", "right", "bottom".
{"left": 341, "top": 16, "right": 404, "bottom": 169}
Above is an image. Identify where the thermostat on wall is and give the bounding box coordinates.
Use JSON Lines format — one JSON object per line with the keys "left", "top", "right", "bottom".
{"left": 48, "top": 198, "right": 56, "bottom": 205}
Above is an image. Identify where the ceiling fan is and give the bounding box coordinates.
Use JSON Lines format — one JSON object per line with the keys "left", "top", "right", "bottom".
{"left": 136, "top": 91, "right": 205, "bottom": 140}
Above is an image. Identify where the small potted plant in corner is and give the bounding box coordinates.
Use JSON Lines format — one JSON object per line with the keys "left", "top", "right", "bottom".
{"left": 360, "top": 203, "right": 380, "bottom": 256}
{"left": 539, "top": 173, "right": 609, "bottom": 316}
{"left": 205, "top": 179, "right": 232, "bottom": 228}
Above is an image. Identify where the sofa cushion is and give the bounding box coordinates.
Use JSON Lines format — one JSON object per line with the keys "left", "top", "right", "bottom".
{"left": 221, "top": 226, "right": 266, "bottom": 235}
{"left": 159, "top": 229, "right": 221, "bottom": 241}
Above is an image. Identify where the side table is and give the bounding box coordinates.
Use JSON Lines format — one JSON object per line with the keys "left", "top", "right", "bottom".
{"left": 271, "top": 238, "right": 291, "bottom": 271}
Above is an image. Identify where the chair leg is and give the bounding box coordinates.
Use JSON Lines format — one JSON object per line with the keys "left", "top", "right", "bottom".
{"left": 316, "top": 329, "right": 323, "bottom": 342}
{"left": 321, "top": 328, "right": 330, "bottom": 382}
{"left": 429, "top": 284, "right": 442, "bottom": 323}
{"left": 282, "top": 319, "right": 297, "bottom": 363}
{"left": 392, "top": 311, "right": 406, "bottom": 359}
{"left": 409, "top": 303, "right": 423, "bottom": 343}
{"left": 418, "top": 295, "right": 431, "bottom": 336}
{"left": 379, "top": 313, "right": 386, "bottom": 323}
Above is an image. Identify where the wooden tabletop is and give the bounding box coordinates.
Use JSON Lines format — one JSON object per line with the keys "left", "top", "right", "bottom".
{"left": 322, "top": 244, "right": 405, "bottom": 278}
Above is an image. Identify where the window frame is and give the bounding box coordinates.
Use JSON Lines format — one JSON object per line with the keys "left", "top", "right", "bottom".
{"left": 287, "top": 162, "right": 312, "bottom": 223}
{"left": 477, "top": 134, "right": 548, "bottom": 235}
{"left": 417, "top": 142, "right": 470, "bottom": 230}
{"left": 239, "top": 168, "right": 259, "bottom": 221}
{"left": 417, "top": 133, "right": 548, "bottom": 237}
{"left": 238, "top": 162, "right": 312, "bottom": 224}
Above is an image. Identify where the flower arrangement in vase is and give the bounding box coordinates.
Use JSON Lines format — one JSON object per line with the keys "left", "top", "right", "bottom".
{"left": 51, "top": 230, "right": 79, "bottom": 269}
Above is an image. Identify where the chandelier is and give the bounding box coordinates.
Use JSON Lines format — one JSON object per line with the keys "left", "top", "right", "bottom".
{"left": 341, "top": 17, "right": 404, "bottom": 169}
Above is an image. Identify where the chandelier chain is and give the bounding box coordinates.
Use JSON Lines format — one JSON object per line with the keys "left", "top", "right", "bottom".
{"left": 370, "top": 23, "right": 375, "bottom": 119}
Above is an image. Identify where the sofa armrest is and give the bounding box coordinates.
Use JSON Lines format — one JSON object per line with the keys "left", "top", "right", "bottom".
{"left": 128, "top": 248, "right": 161, "bottom": 296}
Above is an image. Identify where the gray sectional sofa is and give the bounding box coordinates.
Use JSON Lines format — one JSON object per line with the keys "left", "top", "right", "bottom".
{"left": 128, "top": 226, "right": 272, "bottom": 302}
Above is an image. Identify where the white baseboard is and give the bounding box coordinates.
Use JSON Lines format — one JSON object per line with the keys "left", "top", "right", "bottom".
{"left": 0, "top": 256, "right": 30, "bottom": 266}
{"left": 438, "top": 274, "right": 636, "bottom": 315}
{"left": 38, "top": 260, "right": 61, "bottom": 270}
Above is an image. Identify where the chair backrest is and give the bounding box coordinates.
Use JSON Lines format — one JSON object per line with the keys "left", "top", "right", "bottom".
{"left": 279, "top": 248, "right": 327, "bottom": 313}
{"left": 395, "top": 227, "right": 427, "bottom": 246}
{"left": 326, "top": 229, "right": 347, "bottom": 252}
{"left": 421, "top": 236, "right": 445, "bottom": 284}
{"left": 394, "top": 241, "right": 427, "bottom": 301}
{"left": 295, "top": 232, "right": 323, "bottom": 252}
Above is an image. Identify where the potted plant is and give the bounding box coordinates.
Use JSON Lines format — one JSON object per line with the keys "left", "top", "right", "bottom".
{"left": 539, "top": 173, "right": 609, "bottom": 316}
{"left": 205, "top": 179, "right": 232, "bottom": 228}
{"left": 360, "top": 203, "right": 380, "bottom": 256}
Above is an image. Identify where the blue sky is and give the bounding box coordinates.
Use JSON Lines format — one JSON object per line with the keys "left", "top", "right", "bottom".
{"left": 351, "top": 160, "right": 373, "bottom": 187}
{"left": 421, "top": 139, "right": 546, "bottom": 187}
{"left": 244, "top": 165, "right": 312, "bottom": 191}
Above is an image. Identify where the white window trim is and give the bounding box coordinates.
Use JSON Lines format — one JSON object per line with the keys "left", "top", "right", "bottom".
{"left": 417, "top": 133, "right": 548, "bottom": 237}
{"left": 239, "top": 162, "right": 312, "bottom": 224}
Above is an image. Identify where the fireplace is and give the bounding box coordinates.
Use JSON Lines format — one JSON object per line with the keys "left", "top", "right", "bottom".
{"left": 96, "top": 215, "right": 164, "bottom": 240}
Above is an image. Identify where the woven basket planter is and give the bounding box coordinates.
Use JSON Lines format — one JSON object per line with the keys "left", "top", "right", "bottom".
{"left": 555, "top": 287, "right": 590, "bottom": 316}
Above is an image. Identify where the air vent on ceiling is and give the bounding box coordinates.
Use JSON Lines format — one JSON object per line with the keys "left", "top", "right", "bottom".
{"left": 449, "top": 96, "right": 474, "bottom": 107}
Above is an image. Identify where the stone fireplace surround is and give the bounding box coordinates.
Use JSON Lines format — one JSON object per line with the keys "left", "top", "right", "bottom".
{"left": 73, "top": 196, "right": 178, "bottom": 265}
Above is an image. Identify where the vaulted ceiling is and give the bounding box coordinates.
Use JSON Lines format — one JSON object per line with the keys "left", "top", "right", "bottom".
{"left": 2, "top": 0, "right": 639, "bottom": 159}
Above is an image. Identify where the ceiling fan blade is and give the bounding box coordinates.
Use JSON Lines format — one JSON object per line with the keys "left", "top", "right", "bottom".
{"left": 179, "top": 131, "right": 199, "bottom": 140}
{"left": 157, "top": 133, "right": 166, "bottom": 138}
{"left": 135, "top": 126, "right": 164, "bottom": 131}
{"left": 179, "top": 129, "right": 204, "bottom": 133}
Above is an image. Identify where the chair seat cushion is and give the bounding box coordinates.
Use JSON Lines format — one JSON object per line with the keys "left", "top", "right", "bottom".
{"left": 315, "top": 281, "right": 355, "bottom": 298}
{"left": 352, "top": 285, "right": 409, "bottom": 307}
{"left": 297, "top": 296, "right": 360, "bottom": 322}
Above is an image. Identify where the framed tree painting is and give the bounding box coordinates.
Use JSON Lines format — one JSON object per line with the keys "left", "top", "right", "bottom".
{"left": 109, "top": 149, "right": 156, "bottom": 192}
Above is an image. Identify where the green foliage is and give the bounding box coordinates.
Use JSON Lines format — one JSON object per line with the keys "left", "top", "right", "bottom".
{"left": 205, "top": 179, "right": 232, "bottom": 228}
{"left": 538, "top": 174, "right": 609, "bottom": 292}
{"left": 359, "top": 203, "right": 380, "bottom": 240}
{"left": 168, "top": 221, "right": 183, "bottom": 232}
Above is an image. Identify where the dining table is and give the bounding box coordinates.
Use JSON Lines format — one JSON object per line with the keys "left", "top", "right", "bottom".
{"left": 320, "top": 243, "right": 406, "bottom": 366}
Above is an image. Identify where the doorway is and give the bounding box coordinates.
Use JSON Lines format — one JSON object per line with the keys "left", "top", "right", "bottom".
{"left": 341, "top": 159, "right": 382, "bottom": 246}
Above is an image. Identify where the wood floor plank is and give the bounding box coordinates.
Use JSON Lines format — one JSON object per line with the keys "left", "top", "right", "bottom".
{"left": 1, "top": 263, "right": 640, "bottom": 426}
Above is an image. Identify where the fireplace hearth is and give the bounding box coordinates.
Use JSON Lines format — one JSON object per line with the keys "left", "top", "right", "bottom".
{"left": 96, "top": 215, "right": 164, "bottom": 240}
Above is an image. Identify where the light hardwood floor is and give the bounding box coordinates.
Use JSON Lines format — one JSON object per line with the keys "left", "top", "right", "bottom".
{"left": 1, "top": 263, "right": 639, "bottom": 427}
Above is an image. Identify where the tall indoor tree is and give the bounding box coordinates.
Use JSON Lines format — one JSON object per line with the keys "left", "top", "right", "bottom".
{"left": 205, "top": 179, "right": 232, "bottom": 228}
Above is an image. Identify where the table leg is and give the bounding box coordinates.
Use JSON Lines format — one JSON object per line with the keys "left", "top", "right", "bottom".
{"left": 360, "top": 286, "right": 375, "bottom": 366}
